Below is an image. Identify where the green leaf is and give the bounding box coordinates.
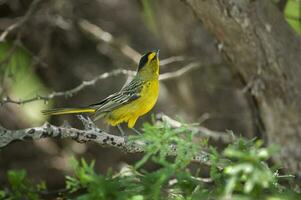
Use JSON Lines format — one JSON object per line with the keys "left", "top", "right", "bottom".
{"left": 0, "top": 41, "right": 50, "bottom": 124}
{"left": 140, "top": 0, "right": 158, "bottom": 35}
{"left": 284, "top": 0, "right": 301, "bottom": 35}
{"left": 7, "top": 169, "right": 27, "bottom": 188}
{"left": 0, "top": 42, "right": 31, "bottom": 80}
{"left": 0, "top": 190, "right": 6, "bottom": 199}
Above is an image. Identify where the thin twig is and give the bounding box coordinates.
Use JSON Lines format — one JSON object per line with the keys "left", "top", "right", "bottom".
{"left": 159, "top": 62, "right": 201, "bottom": 80}
{"left": 160, "top": 56, "right": 186, "bottom": 66}
{"left": 78, "top": 19, "right": 141, "bottom": 64}
{"left": 0, "top": 69, "right": 133, "bottom": 105}
{"left": 157, "top": 113, "right": 235, "bottom": 143}
{"left": 1, "top": 61, "right": 210, "bottom": 105}
{"left": 1, "top": 16, "right": 204, "bottom": 105}
{"left": 78, "top": 19, "right": 185, "bottom": 66}
{"left": 0, "top": 0, "right": 42, "bottom": 42}
{"left": 0, "top": 0, "right": 45, "bottom": 80}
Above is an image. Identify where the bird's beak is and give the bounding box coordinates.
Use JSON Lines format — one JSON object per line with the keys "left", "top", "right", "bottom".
{"left": 155, "top": 49, "right": 160, "bottom": 57}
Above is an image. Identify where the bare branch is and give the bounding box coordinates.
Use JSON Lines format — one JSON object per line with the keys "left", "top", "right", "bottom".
{"left": 0, "top": 69, "right": 134, "bottom": 105}
{"left": 0, "top": 0, "right": 42, "bottom": 42}
{"left": 0, "top": 120, "right": 125, "bottom": 150}
{"left": 78, "top": 19, "right": 141, "bottom": 64}
{"left": 1, "top": 17, "right": 206, "bottom": 106}
{"left": 78, "top": 19, "right": 185, "bottom": 66}
{"left": 1, "top": 61, "right": 215, "bottom": 105}
{"left": 0, "top": 0, "right": 46, "bottom": 78}
{"left": 157, "top": 113, "right": 235, "bottom": 143}
{"left": 0, "top": 116, "right": 217, "bottom": 168}
{"left": 159, "top": 62, "right": 201, "bottom": 80}
{"left": 160, "top": 56, "right": 186, "bottom": 66}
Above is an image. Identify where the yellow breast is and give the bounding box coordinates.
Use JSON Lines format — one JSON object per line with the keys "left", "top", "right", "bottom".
{"left": 106, "top": 80, "right": 159, "bottom": 128}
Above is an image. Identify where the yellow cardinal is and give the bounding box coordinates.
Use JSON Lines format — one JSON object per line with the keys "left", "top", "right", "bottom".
{"left": 42, "top": 50, "right": 160, "bottom": 129}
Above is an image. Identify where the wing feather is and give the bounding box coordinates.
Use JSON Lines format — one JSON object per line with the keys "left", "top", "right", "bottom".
{"left": 90, "top": 78, "right": 144, "bottom": 117}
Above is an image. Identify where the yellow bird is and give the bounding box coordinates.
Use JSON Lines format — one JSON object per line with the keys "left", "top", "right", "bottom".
{"left": 42, "top": 50, "right": 160, "bottom": 129}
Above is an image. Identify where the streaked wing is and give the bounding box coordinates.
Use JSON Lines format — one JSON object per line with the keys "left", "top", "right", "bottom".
{"left": 90, "top": 78, "right": 144, "bottom": 114}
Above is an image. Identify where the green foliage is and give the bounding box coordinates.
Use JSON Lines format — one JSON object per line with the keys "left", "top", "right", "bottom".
{"left": 222, "top": 139, "right": 278, "bottom": 198}
{"left": 66, "top": 158, "right": 141, "bottom": 200}
{"left": 133, "top": 120, "right": 199, "bottom": 169}
{"left": 284, "top": 0, "right": 301, "bottom": 35}
{"left": 140, "top": 0, "right": 158, "bottom": 35}
{"left": 0, "top": 42, "right": 31, "bottom": 81}
{"left": 0, "top": 41, "right": 49, "bottom": 124}
{"left": 1, "top": 121, "right": 301, "bottom": 199}
{"left": 0, "top": 169, "right": 44, "bottom": 200}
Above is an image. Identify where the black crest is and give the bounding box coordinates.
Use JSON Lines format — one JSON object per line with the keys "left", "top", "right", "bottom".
{"left": 138, "top": 52, "right": 152, "bottom": 70}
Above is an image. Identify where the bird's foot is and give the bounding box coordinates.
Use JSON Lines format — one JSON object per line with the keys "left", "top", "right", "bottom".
{"left": 117, "top": 125, "right": 128, "bottom": 142}
{"left": 131, "top": 127, "right": 142, "bottom": 135}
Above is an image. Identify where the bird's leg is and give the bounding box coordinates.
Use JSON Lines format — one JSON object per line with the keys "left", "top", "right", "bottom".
{"left": 131, "top": 127, "right": 142, "bottom": 135}
{"left": 117, "top": 125, "right": 127, "bottom": 138}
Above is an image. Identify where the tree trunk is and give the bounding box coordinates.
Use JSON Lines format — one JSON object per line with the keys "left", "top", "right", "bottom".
{"left": 183, "top": 0, "right": 301, "bottom": 174}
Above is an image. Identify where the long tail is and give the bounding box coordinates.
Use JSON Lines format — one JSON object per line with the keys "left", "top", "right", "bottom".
{"left": 42, "top": 107, "right": 96, "bottom": 115}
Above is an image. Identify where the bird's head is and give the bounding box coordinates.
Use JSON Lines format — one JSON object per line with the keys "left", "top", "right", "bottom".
{"left": 137, "top": 50, "right": 160, "bottom": 79}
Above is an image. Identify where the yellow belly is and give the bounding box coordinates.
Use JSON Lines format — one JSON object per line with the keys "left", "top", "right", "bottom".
{"left": 106, "top": 80, "right": 159, "bottom": 128}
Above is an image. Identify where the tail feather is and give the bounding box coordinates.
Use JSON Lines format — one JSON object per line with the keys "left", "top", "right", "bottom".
{"left": 42, "top": 107, "right": 96, "bottom": 115}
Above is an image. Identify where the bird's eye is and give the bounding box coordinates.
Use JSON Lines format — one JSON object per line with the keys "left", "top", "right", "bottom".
{"left": 151, "top": 56, "right": 156, "bottom": 61}
{"left": 148, "top": 52, "right": 156, "bottom": 62}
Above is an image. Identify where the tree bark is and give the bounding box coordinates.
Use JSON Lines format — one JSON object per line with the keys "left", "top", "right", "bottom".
{"left": 183, "top": 0, "right": 301, "bottom": 174}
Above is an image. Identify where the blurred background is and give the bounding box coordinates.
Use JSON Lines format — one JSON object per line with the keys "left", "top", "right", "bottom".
{"left": 0, "top": 0, "right": 300, "bottom": 190}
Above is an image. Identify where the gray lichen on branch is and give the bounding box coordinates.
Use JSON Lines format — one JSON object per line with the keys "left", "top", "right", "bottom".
{"left": 0, "top": 116, "right": 127, "bottom": 151}
{"left": 0, "top": 115, "right": 218, "bottom": 167}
